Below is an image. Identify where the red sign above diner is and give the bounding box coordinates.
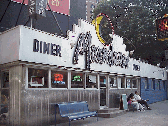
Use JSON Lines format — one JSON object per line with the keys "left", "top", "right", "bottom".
{"left": 12, "top": 0, "right": 70, "bottom": 15}
{"left": 156, "top": 15, "right": 168, "bottom": 41}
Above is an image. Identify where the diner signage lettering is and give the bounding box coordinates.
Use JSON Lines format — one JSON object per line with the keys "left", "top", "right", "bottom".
{"left": 133, "top": 64, "right": 140, "bottom": 71}
{"left": 33, "top": 39, "right": 61, "bottom": 57}
{"left": 73, "top": 32, "right": 129, "bottom": 69}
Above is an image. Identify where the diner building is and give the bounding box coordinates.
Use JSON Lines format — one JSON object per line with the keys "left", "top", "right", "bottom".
{"left": 0, "top": 19, "right": 167, "bottom": 125}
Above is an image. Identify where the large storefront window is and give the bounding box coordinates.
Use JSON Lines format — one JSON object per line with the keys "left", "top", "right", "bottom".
{"left": 118, "top": 77, "right": 125, "bottom": 88}
{"left": 158, "top": 80, "right": 161, "bottom": 90}
{"left": 86, "top": 74, "right": 97, "bottom": 88}
{"left": 126, "top": 78, "right": 131, "bottom": 88}
{"left": 100, "top": 76, "right": 106, "bottom": 87}
{"left": 132, "top": 78, "right": 137, "bottom": 88}
{"left": 71, "top": 72, "right": 84, "bottom": 88}
{"left": 121, "top": 77, "right": 125, "bottom": 88}
{"left": 144, "top": 78, "right": 149, "bottom": 89}
{"left": 51, "top": 71, "right": 68, "bottom": 88}
{"left": 118, "top": 78, "right": 121, "bottom": 88}
{"left": 109, "top": 76, "right": 117, "bottom": 88}
{"left": 28, "top": 68, "right": 48, "bottom": 88}
{"left": 152, "top": 79, "right": 155, "bottom": 90}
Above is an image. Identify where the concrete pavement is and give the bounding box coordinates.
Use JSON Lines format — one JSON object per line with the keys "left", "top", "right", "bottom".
{"left": 53, "top": 100, "right": 168, "bottom": 126}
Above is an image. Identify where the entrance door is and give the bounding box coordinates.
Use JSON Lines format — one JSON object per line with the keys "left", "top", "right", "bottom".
{"left": 100, "top": 76, "right": 107, "bottom": 107}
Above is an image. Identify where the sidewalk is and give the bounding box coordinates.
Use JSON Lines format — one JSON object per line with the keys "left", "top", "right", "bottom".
{"left": 53, "top": 100, "right": 168, "bottom": 126}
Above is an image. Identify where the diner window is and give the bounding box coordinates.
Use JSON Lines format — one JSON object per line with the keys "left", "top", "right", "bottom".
{"left": 1, "top": 71, "right": 9, "bottom": 88}
{"left": 152, "top": 79, "right": 155, "bottom": 90}
{"left": 86, "top": 74, "right": 97, "bottom": 88}
{"left": 158, "top": 81, "right": 161, "bottom": 90}
{"left": 28, "top": 68, "right": 48, "bottom": 88}
{"left": 71, "top": 72, "right": 84, "bottom": 88}
{"left": 132, "top": 78, "right": 137, "bottom": 88}
{"left": 117, "top": 78, "right": 121, "bottom": 88}
{"left": 109, "top": 76, "right": 117, "bottom": 88}
{"left": 100, "top": 76, "right": 106, "bottom": 87}
{"left": 51, "top": 71, "right": 68, "bottom": 88}
{"left": 144, "top": 78, "right": 149, "bottom": 89}
{"left": 151, "top": 79, "right": 154, "bottom": 90}
{"left": 121, "top": 77, "right": 125, "bottom": 88}
{"left": 163, "top": 81, "right": 166, "bottom": 90}
{"left": 126, "top": 78, "right": 131, "bottom": 88}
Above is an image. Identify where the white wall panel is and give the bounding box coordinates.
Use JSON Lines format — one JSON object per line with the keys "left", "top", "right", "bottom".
{"left": 0, "top": 19, "right": 167, "bottom": 80}
{"left": 0, "top": 26, "right": 20, "bottom": 64}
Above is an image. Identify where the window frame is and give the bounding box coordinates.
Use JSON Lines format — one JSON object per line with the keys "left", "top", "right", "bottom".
{"left": 144, "top": 78, "right": 149, "bottom": 90}
{"left": 117, "top": 76, "right": 125, "bottom": 89}
{"left": 86, "top": 73, "right": 98, "bottom": 89}
{"left": 158, "top": 80, "right": 161, "bottom": 90}
{"left": 126, "top": 78, "right": 131, "bottom": 89}
{"left": 121, "top": 77, "right": 126, "bottom": 89}
{"left": 71, "top": 71, "right": 85, "bottom": 89}
{"left": 27, "top": 67, "right": 49, "bottom": 89}
{"left": 132, "top": 78, "right": 138, "bottom": 89}
{"left": 51, "top": 70, "right": 68, "bottom": 89}
{"left": 152, "top": 79, "right": 155, "bottom": 90}
{"left": 109, "top": 75, "right": 117, "bottom": 89}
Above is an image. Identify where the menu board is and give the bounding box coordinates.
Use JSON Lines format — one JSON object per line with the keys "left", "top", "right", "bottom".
{"left": 122, "top": 94, "right": 128, "bottom": 110}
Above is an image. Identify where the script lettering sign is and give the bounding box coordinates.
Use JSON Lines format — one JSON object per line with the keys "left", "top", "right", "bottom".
{"left": 73, "top": 32, "right": 129, "bottom": 70}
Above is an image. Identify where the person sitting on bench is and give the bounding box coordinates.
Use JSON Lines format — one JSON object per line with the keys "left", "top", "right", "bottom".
{"left": 134, "top": 91, "right": 152, "bottom": 110}
{"left": 128, "top": 93, "right": 144, "bottom": 111}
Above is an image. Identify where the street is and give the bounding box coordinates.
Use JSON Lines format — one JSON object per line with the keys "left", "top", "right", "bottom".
{"left": 53, "top": 100, "right": 168, "bottom": 126}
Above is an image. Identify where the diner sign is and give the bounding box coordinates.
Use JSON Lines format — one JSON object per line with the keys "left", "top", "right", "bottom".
{"left": 73, "top": 32, "right": 129, "bottom": 70}
{"left": 33, "top": 39, "right": 62, "bottom": 57}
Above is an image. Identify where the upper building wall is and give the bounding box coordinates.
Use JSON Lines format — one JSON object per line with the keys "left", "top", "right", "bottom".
{"left": 0, "top": 26, "right": 20, "bottom": 64}
{"left": 0, "top": 19, "right": 167, "bottom": 80}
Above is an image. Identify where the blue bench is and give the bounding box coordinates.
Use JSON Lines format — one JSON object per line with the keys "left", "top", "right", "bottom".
{"left": 54, "top": 101, "right": 98, "bottom": 126}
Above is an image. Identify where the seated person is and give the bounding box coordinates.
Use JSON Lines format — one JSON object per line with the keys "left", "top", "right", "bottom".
{"left": 134, "top": 91, "right": 151, "bottom": 110}
{"left": 127, "top": 93, "right": 144, "bottom": 111}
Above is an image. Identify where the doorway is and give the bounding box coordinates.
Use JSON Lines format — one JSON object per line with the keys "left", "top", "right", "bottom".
{"left": 100, "top": 75, "right": 107, "bottom": 107}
